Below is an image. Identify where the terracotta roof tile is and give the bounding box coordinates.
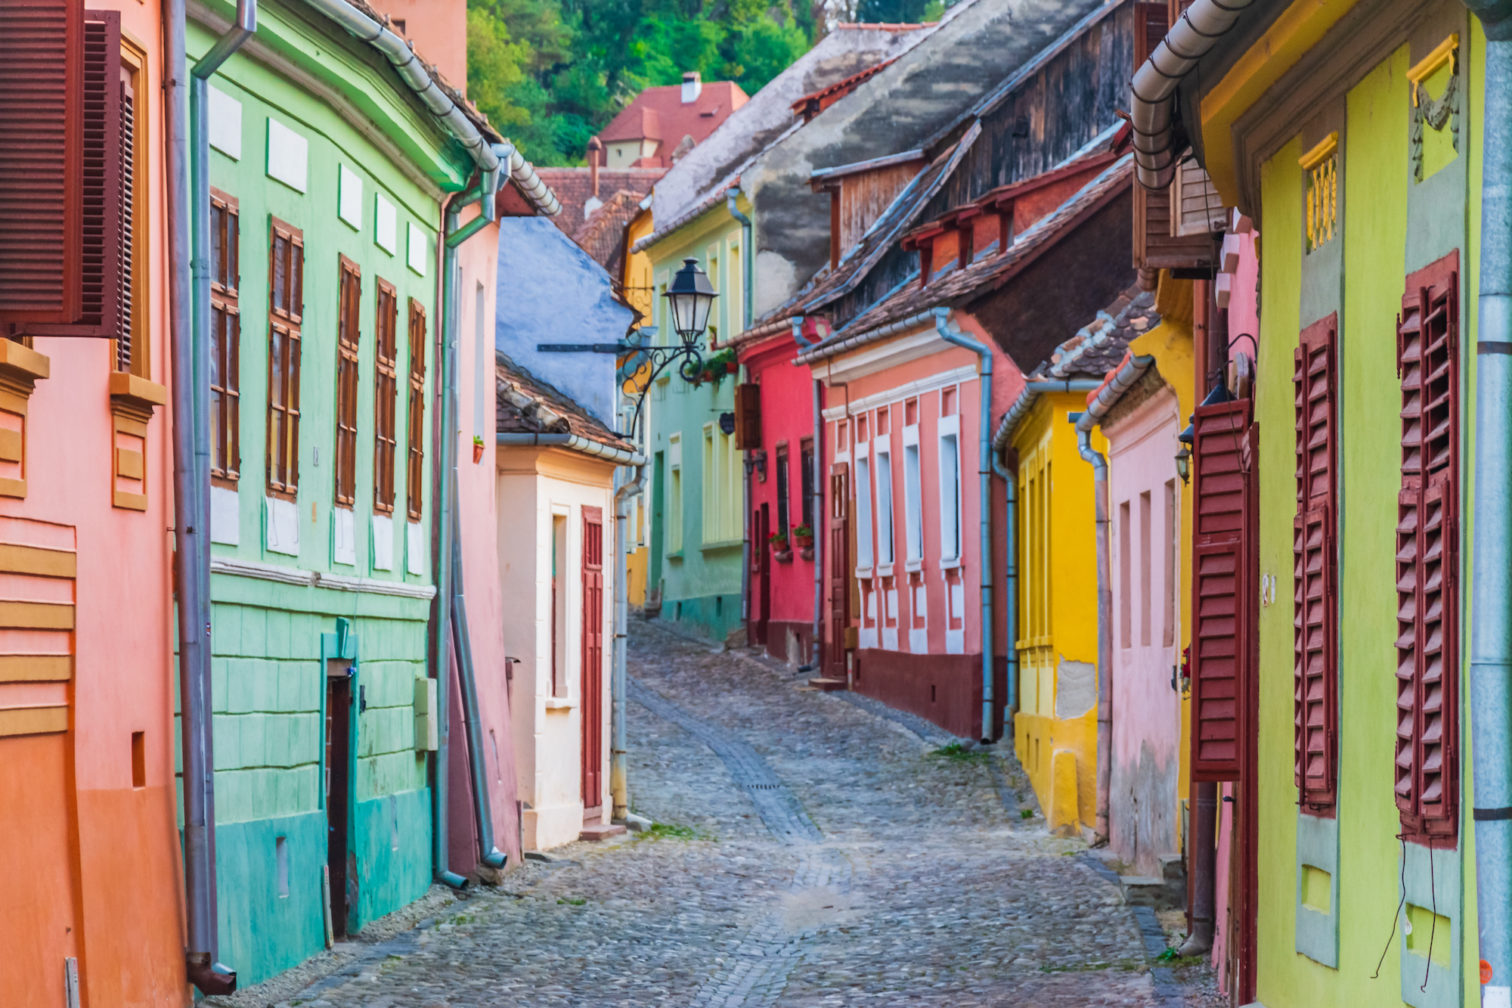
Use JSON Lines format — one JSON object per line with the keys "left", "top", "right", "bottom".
{"left": 1028, "top": 285, "right": 1159, "bottom": 383}
{"left": 496, "top": 355, "right": 634, "bottom": 454}
{"left": 535, "top": 167, "right": 661, "bottom": 236}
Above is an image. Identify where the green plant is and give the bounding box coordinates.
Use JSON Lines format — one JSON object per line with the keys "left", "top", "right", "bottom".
{"left": 930, "top": 741, "right": 988, "bottom": 762}
{"left": 768, "top": 531, "right": 789, "bottom": 548}
{"left": 791, "top": 523, "right": 813, "bottom": 539}
{"left": 557, "top": 897, "right": 587, "bottom": 906}
{"left": 638, "top": 821, "right": 713, "bottom": 841}
{"left": 1020, "top": 808, "right": 1035, "bottom": 820}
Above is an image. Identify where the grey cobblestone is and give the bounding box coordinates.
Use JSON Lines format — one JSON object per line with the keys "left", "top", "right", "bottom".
{"left": 225, "top": 620, "right": 1221, "bottom": 1007}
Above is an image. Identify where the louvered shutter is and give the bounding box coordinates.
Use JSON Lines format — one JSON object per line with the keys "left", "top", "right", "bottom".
{"left": 29, "top": 8, "right": 122, "bottom": 341}
{"left": 734, "top": 382, "right": 762, "bottom": 450}
{"left": 1293, "top": 315, "right": 1337, "bottom": 812}
{"left": 1394, "top": 251, "right": 1460, "bottom": 844}
{"left": 0, "top": 0, "right": 84, "bottom": 324}
{"left": 1190, "top": 396, "right": 1250, "bottom": 781}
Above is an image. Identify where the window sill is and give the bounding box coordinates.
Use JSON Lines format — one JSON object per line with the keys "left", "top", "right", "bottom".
{"left": 544, "top": 696, "right": 575, "bottom": 711}
{"left": 0, "top": 340, "right": 50, "bottom": 396}
{"left": 940, "top": 556, "right": 962, "bottom": 571}
{"left": 799, "top": 546, "right": 814, "bottom": 562}
{"left": 666, "top": 550, "right": 684, "bottom": 562}
{"left": 904, "top": 558, "right": 923, "bottom": 574}
{"left": 108, "top": 371, "right": 167, "bottom": 420}
{"left": 855, "top": 566, "right": 873, "bottom": 579}
{"left": 701, "top": 537, "right": 743, "bottom": 552}
{"left": 876, "top": 564, "right": 894, "bottom": 578}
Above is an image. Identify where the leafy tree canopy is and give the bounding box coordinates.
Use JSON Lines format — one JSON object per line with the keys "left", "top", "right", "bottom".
{"left": 467, "top": 0, "right": 817, "bottom": 165}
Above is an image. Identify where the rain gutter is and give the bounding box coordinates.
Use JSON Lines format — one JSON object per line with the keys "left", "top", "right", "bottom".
{"left": 794, "top": 310, "right": 935, "bottom": 366}
{"left": 1128, "top": 0, "right": 1258, "bottom": 191}
{"left": 1465, "top": 2, "right": 1512, "bottom": 1001}
{"left": 495, "top": 433, "right": 645, "bottom": 466}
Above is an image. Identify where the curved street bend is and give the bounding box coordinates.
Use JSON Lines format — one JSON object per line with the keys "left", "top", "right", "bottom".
{"left": 239, "top": 624, "right": 1219, "bottom": 1008}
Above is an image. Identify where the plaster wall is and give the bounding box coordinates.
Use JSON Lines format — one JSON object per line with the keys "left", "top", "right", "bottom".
{"left": 1105, "top": 388, "right": 1183, "bottom": 875}
{"left": 496, "top": 449, "right": 618, "bottom": 850}
{"left": 0, "top": 3, "right": 188, "bottom": 1003}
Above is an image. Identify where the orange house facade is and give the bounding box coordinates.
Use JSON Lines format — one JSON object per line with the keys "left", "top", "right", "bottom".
{"left": 0, "top": 0, "right": 189, "bottom": 1003}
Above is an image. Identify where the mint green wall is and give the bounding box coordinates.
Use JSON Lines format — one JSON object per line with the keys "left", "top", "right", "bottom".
{"left": 186, "top": 2, "right": 473, "bottom": 986}
{"left": 1252, "top": 20, "right": 1481, "bottom": 1008}
{"left": 644, "top": 212, "right": 747, "bottom": 641}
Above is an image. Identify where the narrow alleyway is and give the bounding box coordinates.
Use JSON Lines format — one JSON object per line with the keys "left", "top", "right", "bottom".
{"left": 253, "top": 623, "right": 1218, "bottom": 1007}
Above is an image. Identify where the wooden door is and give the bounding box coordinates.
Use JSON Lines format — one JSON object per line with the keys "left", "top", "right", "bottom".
{"left": 324, "top": 662, "right": 353, "bottom": 936}
{"left": 826, "top": 463, "right": 850, "bottom": 676}
{"left": 580, "top": 507, "right": 605, "bottom": 809}
{"left": 751, "top": 503, "right": 770, "bottom": 646}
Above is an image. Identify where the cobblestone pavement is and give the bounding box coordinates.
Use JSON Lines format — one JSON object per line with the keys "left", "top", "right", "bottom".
{"left": 257, "top": 620, "right": 1221, "bottom": 1008}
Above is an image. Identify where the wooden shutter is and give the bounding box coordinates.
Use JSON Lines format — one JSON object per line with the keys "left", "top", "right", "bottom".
{"left": 25, "top": 8, "right": 121, "bottom": 340}
{"left": 734, "top": 382, "right": 762, "bottom": 450}
{"left": 1293, "top": 315, "right": 1338, "bottom": 812}
{"left": 1190, "top": 396, "right": 1249, "bottom": 781}
{"left": 827, "top": 462, "right": 850, "bottom": 675}
{"left": 405, "top": 299, "right": 426, "bottom": 521}
{"left": 333, "top": 256, "right": 360, "bottom": 507}
{"left": 1394, "top": 251, "right": 1460, "bottom": 844}
{"left": 0, "top": 0, "right": 84, "bottom": 325}
{"left": 373, "top": 279, "right": 398, "bottom": 513}
{"left": 580, "top": 506, "right": 605, "bottom": 801}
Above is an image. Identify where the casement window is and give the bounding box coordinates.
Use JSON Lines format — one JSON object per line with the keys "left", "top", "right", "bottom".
{"left": 874, "top": 444, "right": 895, "bottom": 567}
{"left": 1190, "top": 395, "right": 1251, "bottom": 781}
{"left": 775, "top": 444, "right": 790, "bottom": 536}
{"left": 4, "top": 8, "right": 145, "bottom": 365}
{"left": 701, "top": 423, "right": 740, "bottom": 543}
{"left": 210, "top": 190, "right": 240, "bottom": 482}
{"left": 668, "top": 434, "right": 683, "bottom": 553}
{"left": 405, "top": 298, "right": 426, "bottom": 521}
{"left": 266, "top": 218, "right": 304, "bottom": 498}
{"left": 1294, "top": 315, "right": 1339, "bottom": 813}
{"left": 854, "top": 450, "right": 874, "bottom": 570}
{"left": 800, "top": 438, "right": 815, "bottom": 530}
{"left": 938, "top": 422, "right": 962, "bottom": 564}
{"left": 373, "top": 279, "right": 398, "bottom": 514}
{"left": 1394, "top": 251, "right": 1461, "bottom": 844}
{"left": 902, "top": 436, "right": 923, "bottom": 564}
{"left": 333, "top": 256, "right": 361, "bottom": 507}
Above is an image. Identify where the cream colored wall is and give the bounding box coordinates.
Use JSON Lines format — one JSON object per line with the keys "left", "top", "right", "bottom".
{"left": 496, "top": 447, "right": 618, "bottom": 850}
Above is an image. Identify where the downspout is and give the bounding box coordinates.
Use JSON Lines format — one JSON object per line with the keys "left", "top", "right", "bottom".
{"left": 728, "top": 190, "right": 754, "bottom": 635}
{"left": 810, "top": 376, "right": 824, "bottom": 672}
{"left": 989, "top": 444, "right": 1017, "bottom": 723}
{"left": 1465, "top": 3, "right": 1512, "bottom": 1002}
{"left": 933, "top": 308, "right": 997, "bottom": 743}
{"left": 1071, "top": 416, "right": 1112, "bottom": 840}
{"left": 172, "top": 0, "right": 257, "bottom": 993}
{"left": 611, "top": 458, "right": 648, "bottom": 821}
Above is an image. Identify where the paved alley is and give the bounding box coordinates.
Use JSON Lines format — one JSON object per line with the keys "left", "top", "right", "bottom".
{"left": 252, "top": 622, "right": 1218, "bottom": 1008}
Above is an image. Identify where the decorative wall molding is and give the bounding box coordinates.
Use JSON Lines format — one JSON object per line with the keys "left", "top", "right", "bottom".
{"left": 211, "top": 556, "right": 436, "bottom": 600}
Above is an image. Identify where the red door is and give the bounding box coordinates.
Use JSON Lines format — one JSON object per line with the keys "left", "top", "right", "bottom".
{"left": 580, "top": 507, "right": 604, "bottom": 809}
{"left": 750, "top": 504, "right": 769, "bottom": 647}
{"left": 826, "top": 463, "right": 850, "bottom": 676}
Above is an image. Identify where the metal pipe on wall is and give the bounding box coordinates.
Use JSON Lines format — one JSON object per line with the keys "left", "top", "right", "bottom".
{"left": 611, "top": 459, "right": 648, "bottom": 821}
{"left": 933, "top": 309, "right": 997, "bottom": 742}
{"left": 989, "top": 448, "right": 1017, "bottom": 722}
{"left": 1464, "top": 7, "right": 1512, "bottom": 1003}
{"left": 1071, "top": 419, "right": 1112, "bottom": 839}
{"left": 1180, "top": 782, "right": 1217, "bottom": 954}
{"left": 728, "top": 191, "right": 754, "bottom": 633}
{"left": 810, "top": 377, "right": 824, "bottom": 672}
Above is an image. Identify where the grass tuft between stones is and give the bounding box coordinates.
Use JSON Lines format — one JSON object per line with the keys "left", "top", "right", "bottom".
{"left": 929, "top": 742, "right": 989, "bottom": 762}
{"left": 636, "top": 821, "right": 716, "bottom": 842}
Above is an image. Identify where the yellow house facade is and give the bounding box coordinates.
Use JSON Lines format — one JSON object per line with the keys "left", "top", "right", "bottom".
{"left": 620, "top": 206, "right": 655, "bottom": 608}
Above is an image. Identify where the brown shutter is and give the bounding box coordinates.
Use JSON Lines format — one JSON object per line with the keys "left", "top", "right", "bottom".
{"left": 0, "top": 0, "right": 85, "bottom": 325}
{"left": 734, "top": 382, "right": 762, "bottom": 450}
{"left": 1190, "top": 396, "right": 1249, "bottom": 781}
{"left": 1394, "top": 251, "right": 1460, "bottom": 844}
{"left": 1293, "top": 315, "right": 1338, "bottom": 812}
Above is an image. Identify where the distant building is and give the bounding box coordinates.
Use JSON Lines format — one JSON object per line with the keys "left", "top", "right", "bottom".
{"left": 596, "top": 73, "right": 748, "bottom": 171}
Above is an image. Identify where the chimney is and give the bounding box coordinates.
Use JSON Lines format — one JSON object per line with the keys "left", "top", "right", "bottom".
{"left": 681, "top": 71, "right": 702, "bottom": 104}
{"left": 587, "top": 136, "right": 603, "bottom": 197}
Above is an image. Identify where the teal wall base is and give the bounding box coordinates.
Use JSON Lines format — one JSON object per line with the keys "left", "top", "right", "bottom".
{"left": 215, "top": 812, "right": 327, "bottom": 988}
{"left": 660, "top": 592, "right": 743, "bottom": 641}
{"left": 353, "top": 788, "right": 433, "bottom": 930}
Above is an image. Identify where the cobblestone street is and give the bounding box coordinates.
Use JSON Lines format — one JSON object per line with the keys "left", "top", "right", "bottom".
{"left": 246, "top": 622, "right": 1219, "bottom": 1007}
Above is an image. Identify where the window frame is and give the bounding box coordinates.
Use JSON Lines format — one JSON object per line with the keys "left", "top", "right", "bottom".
{"left": 405, "top": 298, "right": 426, "bottom": 521}
{"left": 209, "top": 189, "right": 240, "bottom": 484}
{"left": 333, "top": 255, "right": 361, "bottom": 508}
{"left": 373, "top": 277, "right": 398, "bottom": 514}
{"left": 265, "top": 216, "right": 304, "bottom": 500}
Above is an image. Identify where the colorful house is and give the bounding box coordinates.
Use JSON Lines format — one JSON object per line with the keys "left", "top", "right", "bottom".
{"left": 1133, "top": 0, "right": 1496, "bottom": 1002}
{"left": 495, "top": 358, "right": 637, "bottom": 849}
{"left": 193, "top": 0, "right": 552, "bottom": 985}
{"left": 0, "top": 0, "right": 189, "bottom": 1001}
{"left": 595, "top": 73, "right": 747, "bottom": 171}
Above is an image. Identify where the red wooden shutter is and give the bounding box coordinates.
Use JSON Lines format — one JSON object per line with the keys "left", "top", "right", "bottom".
{"left": 27, "top": 9, "right": 121, "bottom": 341}
{"left": 580, "top": 507, "right": 605, "bottom": 801}
{"left": 0, "top": 0, "right": 85, "bottom": 325}
{"left": 734, "top": 382, "right": 762, "bottom": 450}
{"left": 1190, "top": 396, "right": 1249, "bottom": 781}
{"left": 1394, "top": 251, "right": 1460, "bottom": 844}
{"left": 1293, "top": 315, "right": 1338, "bottom": 812}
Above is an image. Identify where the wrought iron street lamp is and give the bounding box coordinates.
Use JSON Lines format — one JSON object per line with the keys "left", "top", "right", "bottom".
{"left": 537, "top": 256, "right": 719, "bottom": 439}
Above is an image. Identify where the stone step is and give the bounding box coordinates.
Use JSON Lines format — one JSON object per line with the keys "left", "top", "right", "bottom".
{"left": 1120, "top": 870, "right": 1186, "bottom": 911}
{"left": 578, "top": 823, "right": 627, "bottom": 842}
{"left": 807, "top": 677, "right": 847, "bottom": 692}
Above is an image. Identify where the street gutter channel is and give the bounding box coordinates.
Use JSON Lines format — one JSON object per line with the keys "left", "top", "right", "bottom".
{"left": 1078, "top": 853, "right": 1186, "bottom": 1008}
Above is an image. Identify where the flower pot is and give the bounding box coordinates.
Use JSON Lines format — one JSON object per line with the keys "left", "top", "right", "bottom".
{"left": 725, "top": 360, "right": 738, "bottom": 374}
{"left": 773, "top": 549, "right": 793, "bottom": 563}
{"left": 793, "top": 534, "right": 814, "bottom": 550}
{"left": 472, "top": 441, "right": 485, "bottom": 464}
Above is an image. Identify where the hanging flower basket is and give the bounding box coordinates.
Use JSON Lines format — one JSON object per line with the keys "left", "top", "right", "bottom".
{"left": 791, "top": 524, "right": 814, "bottom": 550}
{"left": 472, "top": 436, "right": 485, "bottom": 464}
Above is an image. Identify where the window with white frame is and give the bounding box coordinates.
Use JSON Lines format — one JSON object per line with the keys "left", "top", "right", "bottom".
{"left": 875, "top": 441, "right": 895, "bottom": 567}
{"left": 668, "top": 433, "right": 683, "bottom": 553}
{"left": 855, "top": 449, "right": 874, "bottom": 570}
{"left": 938, "top": 418, "right": 962, "bottom": 563}
{"left": 903, "top": 428, "right": 923, "bottom": 565}
{"left": 701, "top": 422, "right": 740, "bottom": 543}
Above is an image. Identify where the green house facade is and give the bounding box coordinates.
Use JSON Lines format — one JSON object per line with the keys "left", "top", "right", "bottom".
{"left": 190, "top": 1, "right": 474, "bottom": 984}
{"left": 642, "top": 206, "right": 748, "bottom": 643}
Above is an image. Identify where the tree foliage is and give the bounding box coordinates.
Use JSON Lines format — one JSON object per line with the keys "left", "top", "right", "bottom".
{"left": 467, "top": 0, "right": 816, "bottom": 165}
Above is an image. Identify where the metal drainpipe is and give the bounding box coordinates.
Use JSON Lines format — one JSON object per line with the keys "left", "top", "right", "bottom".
{"left": 728, "top": 191, "right": 754, "bottom": 635}
{"left": 612, "top": 458, "right": 648, "bottom": 821}
{"left": 1466, "top": 6, "right": 1512, "bottom": 1003}
{"left": 810, "top": 376, "right": 825, "bottom": 672}
{"left": 989, "top": 447, "right": 1017, "bottom": 724}
{"left": 1071, "top": 418, "right": 1112, "bottom": 840}
{"left": 932, "top": 309, "right": 997, "bottom": 742}
{"left": 170, "top": 0, "right": 256, "bottom": 992}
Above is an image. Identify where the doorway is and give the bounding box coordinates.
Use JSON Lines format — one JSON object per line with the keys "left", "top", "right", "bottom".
{"left": 751, "top": 503, "right": 770, "bottom": 647}
{"left": 324, "top": 659, "right": 353, "bottom": 937}
{"left": 827, "top": 463, "right": 850, "bottom": 677}
{"left": 581, "top": 507, "right": 605, "bottom": 810}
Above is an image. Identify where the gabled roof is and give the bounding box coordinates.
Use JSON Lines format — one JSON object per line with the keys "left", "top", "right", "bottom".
{"left": 790, "top": 57, "right": 899, "bottom": 117}
{"left": 536, "top": 168, "right": 662, "bottom": 237}
{"left": 496, "top": 355, "right": 635, "bottom": 455}
{"left": 597, "top": 80, "right": 749, "bottom": 168}
{"left": 796, "top": 154, "right": 1133, "bottom": 363}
